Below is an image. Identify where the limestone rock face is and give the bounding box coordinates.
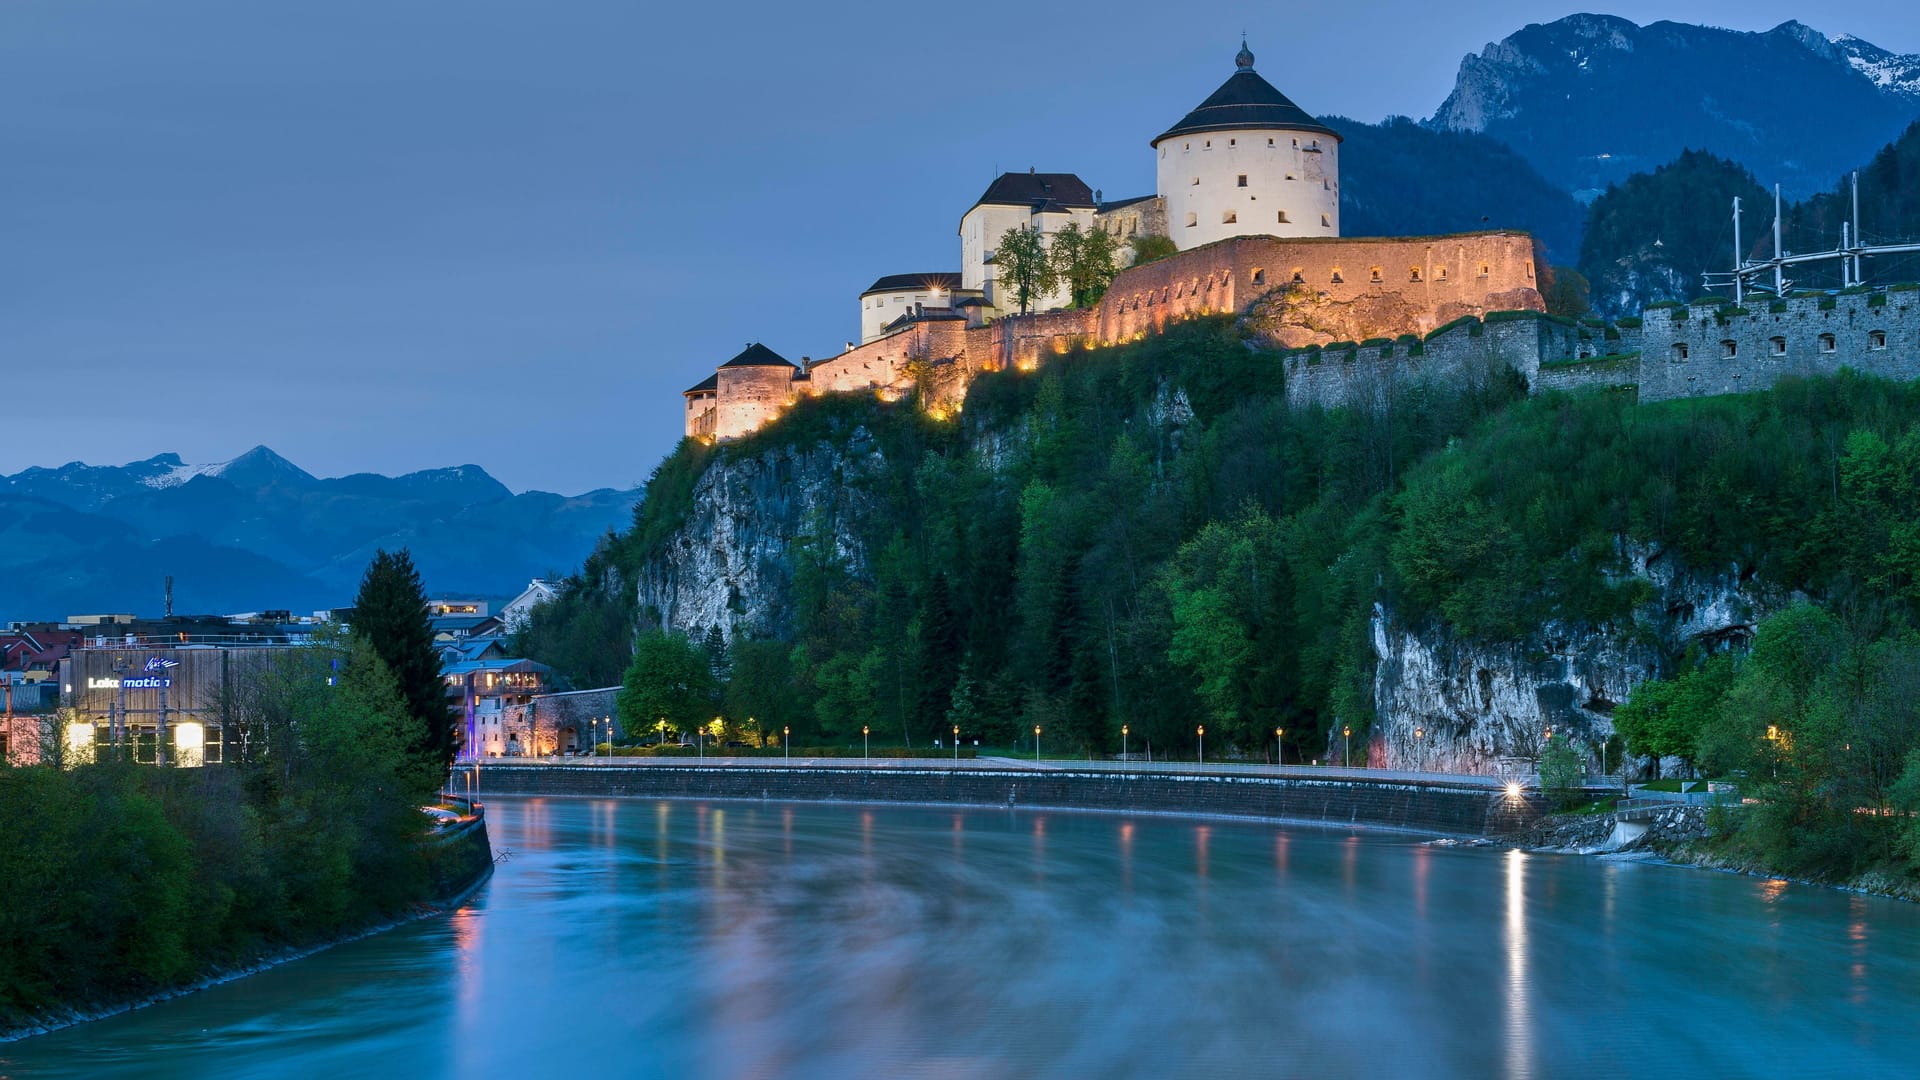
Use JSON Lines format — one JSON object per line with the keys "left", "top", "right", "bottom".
{"left": 1370, "top": 544, "right": 1766, "bottom": 776}
{"left": 632, "top": 431, "right": 886, "bottom": 639}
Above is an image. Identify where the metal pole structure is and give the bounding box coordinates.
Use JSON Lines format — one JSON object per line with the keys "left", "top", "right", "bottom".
{"left": 1774, "top": 184, "right": 1784, "bottom": 297}
{"left": 784, "top": 725, "right": 790, "bottom": 760}
{"left": 1122, "top": 725, "right": 1128, "bottom": 767}
{"left": 863, "top": 725, "right": 869, "bottom": 761}
{"left": 1842, "top": 222, "right": 1851, "bottom": 288}
{"left": 1731, "top": 196, "right": 1743, "bottom": 306}
{"left": 1197, "top": 725, "right": 1204, "bottom": 767}
{"left": 1852, "top": 171, "right": 1863, "bottom": 287}
{"left": 1033, "top": 725, "right": 1041, "bottom": 763}
{"left": 1343, "top": 726, "right": 1351, "bottom": 769}
{"left": 953, "top": 724, "right": 959, "bottom": 761}
{"left": 1276, "top": 728, "right": 1283, "bottom": 768}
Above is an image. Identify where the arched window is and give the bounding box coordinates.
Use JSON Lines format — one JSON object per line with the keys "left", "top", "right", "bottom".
{"left": 1290, "top": 269, "right": 1305, "bottom": 284}
{"left": 1410, "top": 267, "right": 1423, "bottom": 283}
{"left": 1330, "top": 268, "right": 1344, "bottom": 284}
{"left": 1369, "top": 267, "right": 1383, "bottom": 284}
{"left": 1251, "top": 268, "right": 1266, "bottom": 285}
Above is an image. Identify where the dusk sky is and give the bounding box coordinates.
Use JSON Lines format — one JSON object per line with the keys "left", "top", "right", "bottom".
{"left": 6, "top": 1, "right": 1918, "bottom": 494}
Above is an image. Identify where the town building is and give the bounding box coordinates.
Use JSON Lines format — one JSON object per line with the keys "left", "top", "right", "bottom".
{"left": 500, "top": 578, "right": 560, "bottom": 632}
{"left": 446, "top": 656, "right": 551, "bottom": 759}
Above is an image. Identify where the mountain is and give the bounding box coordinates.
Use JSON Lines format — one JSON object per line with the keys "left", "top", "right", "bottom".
{"left": 1334, "top": 116, "right": 1586, "bottom": 263}
{"left": 1428, "top": 15, "right": 1920, "bottom": 200}
{"left": 0, "top": 449, "right": 640, "bottom": 619}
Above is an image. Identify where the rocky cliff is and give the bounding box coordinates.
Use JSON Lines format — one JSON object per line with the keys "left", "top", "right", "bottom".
{"left": 1369, "top": 544, "right": 1767, "bottom": 774}
{"left": 633, "top": 430, "right": 888, "bottom": 639}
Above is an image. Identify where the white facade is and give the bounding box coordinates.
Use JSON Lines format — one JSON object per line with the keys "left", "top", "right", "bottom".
{"left": 1155, "top": 129, "right": 1339, "bottom": 250}
{"left": 858, "top": 276, "right": 976, "bottom": 344}
{"left": 959, "top": 201, "right": 1096, "bottom": 314}
{"left": 500, "top": 579, "right": 557, "bottom": 633}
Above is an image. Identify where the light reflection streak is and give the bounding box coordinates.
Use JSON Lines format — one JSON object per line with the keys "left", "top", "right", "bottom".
{"left": 1119, "top": 820, "right": 1134, "bottom": 899}
{"left": 1504, "top": 849, "right": 1534, "bottom": 1080}
{"left": 1849, "top": 895, "right": 1869, "bottom": 1008}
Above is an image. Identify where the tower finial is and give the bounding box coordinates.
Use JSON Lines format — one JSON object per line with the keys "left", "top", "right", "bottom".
{"left": 1235, "top": 37, "right": 1255, "bottom": 70}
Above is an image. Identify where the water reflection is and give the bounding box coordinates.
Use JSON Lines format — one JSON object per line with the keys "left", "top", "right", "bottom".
{"left": 8, "top": 800, "right": 1920, "bottom": 1079}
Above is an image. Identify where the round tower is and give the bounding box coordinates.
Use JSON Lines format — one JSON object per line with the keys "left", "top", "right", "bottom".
{"left": 1153, "top": 41, "right": 1342, "bottom": 250}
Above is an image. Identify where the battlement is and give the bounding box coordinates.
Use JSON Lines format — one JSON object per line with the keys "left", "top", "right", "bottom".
{"left": 1635, "top": 287, "right": 1920, "bottom": 401}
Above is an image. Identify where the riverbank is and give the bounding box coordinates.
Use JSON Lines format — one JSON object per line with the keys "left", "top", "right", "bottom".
{"left": 1, "top": 807, "right": 494, "bottom": 1045}
{"left": 471, "top": 760, "right": 1549, "bottom": 837}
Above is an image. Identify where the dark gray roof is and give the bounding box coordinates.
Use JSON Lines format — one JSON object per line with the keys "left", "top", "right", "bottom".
{"left": 970, "top": 172, "right": 1097, "bottom": 213}
{"left": 1097, "top": 194, "right": 1158, "bottom": 212}
{"left": 718, "top": 343, "right": 796, "bottom": 369}
{"left": 683, "top": 373, "right": 718, "bottom": 396}
{"left": 881, "top": 311, "right": 968, "bottom": 334}
{"left": 863, "top": 272, "right": 963, "bottom": 295}
{"left": 1153, "top": 46, "right": 1341, "bottom": 146}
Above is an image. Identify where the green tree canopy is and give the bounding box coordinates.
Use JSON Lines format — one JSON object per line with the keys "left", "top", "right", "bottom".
{"left": 617, "top": 630, "right": 716, "bottom": 742}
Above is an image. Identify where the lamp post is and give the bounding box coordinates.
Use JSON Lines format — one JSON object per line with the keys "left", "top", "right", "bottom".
{"left": 1122, "top": 724, "right": 1129, "bottom": 765}
{"left": 1034, "top": 725, "right": 1041, "bottom": 763}
{"left": 1414, "top": 726, "right": 1424, "bottom": 772}
{"left": 784, "top": 725, "right": 790, "bottom": 760}
{"left": 1343, "top": 726, "right": 1351, "bottom": 769}
{"left": 1275, "top": 727, "right": 1283, "bottom": 768}
{"left": 863, "top": 725, "right": 869, "bottom": 761}
{"left": 953, "top": 724, "right": 960, "bottom": 761}
{"left": 1197, "top": 725, "right": 1205, "bottom": 766}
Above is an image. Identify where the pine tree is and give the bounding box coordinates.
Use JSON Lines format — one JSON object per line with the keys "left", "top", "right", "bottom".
{"left": 350, "top": 549, "right": 454, "bottom": 776}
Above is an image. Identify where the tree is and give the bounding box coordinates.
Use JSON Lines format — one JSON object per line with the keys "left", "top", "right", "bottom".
{"left": 350, "top": 549, "right": 454, "bottom": 776}
{"left": 1538, "top": 740, "right": 1587, "bottom": 809}
{"left": 616, "top": 631, "right": 716, "bottom": 743}
{"left": 994, "top": 224, "right": 1058, "bottom": 314}
{"left": 1050, "top": 221, "right": 1121, "bottom": 308}
{"left": 726, "top": 638, "right": 804, "bottom": 745}
{"left": 1541, "top": 265, "right": 1591, "bottom": 319}
{"left": 1130, "top": 234, "right": 1179, "bottom": 266}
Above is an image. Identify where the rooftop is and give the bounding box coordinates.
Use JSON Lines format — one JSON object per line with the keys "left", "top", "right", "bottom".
{"left": 718, "top": 343, "right": 797, "bottom": 369}
{"left": 863, "top": 272, "right": 963, "bottom": 295}
{"left": 1153, "top": 42, "right": 1341, "bottom": 146}
{"left": 968, "top": 172, "right": 1097, "bottom": 215}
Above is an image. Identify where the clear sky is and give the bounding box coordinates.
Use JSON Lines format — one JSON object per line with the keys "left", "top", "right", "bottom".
{"left": 5, "top": 1, "right": 1917, "bottom": 493}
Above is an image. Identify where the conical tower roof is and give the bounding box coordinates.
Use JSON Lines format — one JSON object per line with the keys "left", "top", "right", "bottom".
{"left": 1152, "top": 42, "right": 1341, "bottom": 146}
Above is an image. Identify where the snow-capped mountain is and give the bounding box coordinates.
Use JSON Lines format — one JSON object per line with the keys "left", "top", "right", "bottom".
{"left": 1427, "top": 16, "right": 1920, "bottom": 199}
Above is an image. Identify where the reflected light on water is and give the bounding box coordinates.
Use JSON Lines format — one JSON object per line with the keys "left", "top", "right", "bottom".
{"left": 1504, "top": 849, "right": 1534, "bottom": 1080}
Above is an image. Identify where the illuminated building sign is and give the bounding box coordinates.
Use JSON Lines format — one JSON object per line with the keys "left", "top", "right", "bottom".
{"left": 87, "top": 676, "right": 174, "bottom": 689}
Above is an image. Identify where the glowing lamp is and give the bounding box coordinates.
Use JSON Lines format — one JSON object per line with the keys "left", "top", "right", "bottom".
{"left": 1504, "top": 782, "right": 1522, "bottom": 799}
{"left": 66, "top": 721, "right": 96, "bottom": 765}
{"left": 174, "top": 721, "right": 206, "bottom": 768}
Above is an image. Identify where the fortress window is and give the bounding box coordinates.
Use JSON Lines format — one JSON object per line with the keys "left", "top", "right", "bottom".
{"left": 1292, "top": 138, "right": 1299, "bottom": 148}
{"left": 1222, "top": 210, "right": 1238, "bottom": 224}
{"left": 1820, "top": 333, "right": 1836, "bottom": 353}
{"left": 1184, "top": 142, "right": 1190, "bottom": 151}
{"left": 1251, "top": 268, "right": 1266, "bottom": 285}
{"left": 1229, "top": 138, "right": 1236, "bottom": 147}
{"left": 1437, "top": 266, "right": 1449, "bottom": 281}
{"left": 1330, "top": 269, "right": 1344, "bottom": 284}
{"left": 1369, "top": 267, "right": 1383, "bottom": 284}
{"left": 1185, "top": 212, "right": 1197, "bottom": 228}
{"left": 1277, "top": 211, "right": 1290, "bottom": 224}
{"left": 1870, "top": 330, "right": 1888, "bottom": 350}
{"left": 1321, "top": 214, "right": 1331, "bottom": 228}
{"left": 1721, "top": 340, "right": 1738, "bottom": 358}
{"left": 1237, "top": 174, "right": 1248, "bottom": 188}
{"left": 1323, "top": 178, "right": 1330, "bottom": 190}
{"left": 1410, "top": 267, "right": 1423, "bottom": 283}
{"left": 1192, "top": 176, "right": 1200, "bottom": 186}
{"left": 1267, "top": 138, "right": 1275, "bottom": 146}
{"left": 1672, "top": 343, "right": 1689, "bottom": 360}
{"left": 1204, "top": 140, "right": 1212, "bottom": 149}
{"left": 1291, "top": 269, "right": 1305, "bottom": 284}
{"left": 1478, "top": 264, "right": 1491, "bottom": 277}
{"left": 1771, "top": 336, "right": 1787, "bottom": 355}
{"left": 1285, "top": 173, "right": 1295, "bottom": 181}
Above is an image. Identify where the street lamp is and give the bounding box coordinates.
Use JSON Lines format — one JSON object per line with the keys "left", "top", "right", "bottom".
{"left": 1122, "top": 724, "right": 1129, "bottom": 764}
{"left": 784, "top": 725, "right": 790, "bottom": 760}
{"left": 1197, "top": 725, "right": 1205, "bottom": 766}
{"left": 863, "top": 725, "right": 869, "bottom": 760}
{"left": 1414, "top": 726, "right": 1424, "bottom": 771}
{"left": 1275, "top": 727, "right": 1283, "bottom": 768}
{"left": 953, "top": 724, "right": 959, "bottom": 761}
{"left": 1034, "top": 724, "right": 1042, "bottom": 763}
{"left": 1343, "top": 726, "right": 1351, "bottom": 769}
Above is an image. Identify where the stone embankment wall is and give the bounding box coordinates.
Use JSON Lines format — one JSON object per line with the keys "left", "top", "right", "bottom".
{"left": 422, "top": 797, "right": 494, "bottom": 902}
{"left": 474, "top": 764, "right": 1547, "bottom": 838}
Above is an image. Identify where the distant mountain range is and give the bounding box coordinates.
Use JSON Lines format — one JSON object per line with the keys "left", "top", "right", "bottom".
{"left": 1427, "top": 16, "right": 1920, "bottom": 200}
{"left": 0, "top": 447, "right": 639, "bottom": 620}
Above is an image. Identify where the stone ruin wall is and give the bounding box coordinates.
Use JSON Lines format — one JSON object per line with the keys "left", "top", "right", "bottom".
{"left": 1636, "top": 290, "right": 1920, "bottom": 402}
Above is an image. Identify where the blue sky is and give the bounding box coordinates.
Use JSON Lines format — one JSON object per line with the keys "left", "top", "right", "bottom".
{"left": 4, "top": 1, "right": 1917, "bottom": 493}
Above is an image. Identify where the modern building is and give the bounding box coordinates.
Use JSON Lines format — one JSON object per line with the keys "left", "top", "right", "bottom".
{"left": 56, "top": 644, "right": 308, "bottom": 766}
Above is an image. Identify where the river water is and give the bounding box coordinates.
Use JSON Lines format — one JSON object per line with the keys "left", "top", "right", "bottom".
{"left": 6, "top": 796, "right": 1918, "bottom": 1078}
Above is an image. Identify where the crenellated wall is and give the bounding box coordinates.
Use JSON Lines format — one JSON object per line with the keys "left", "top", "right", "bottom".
{"left": 1636, "top": 290, "right": 1920, "bottom": 401}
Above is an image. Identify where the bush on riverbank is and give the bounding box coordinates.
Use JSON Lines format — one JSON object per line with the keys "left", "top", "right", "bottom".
{"left": 0, "top": 637, "right": 443, "bottom": 1033}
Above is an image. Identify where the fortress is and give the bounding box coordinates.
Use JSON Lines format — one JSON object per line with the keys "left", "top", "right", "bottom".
{"left": 681, "top": 43, "right": 1920, "bottom": 442}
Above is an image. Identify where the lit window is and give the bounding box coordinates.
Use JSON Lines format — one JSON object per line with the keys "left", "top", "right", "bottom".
{"left": 1410, "top": 267, "right": 1423, "bottom": 282}
{"left": 1479, "top": 264, "right": 1490, "bottom": 277}
{"left": 1290, "top": 269, "right": 1304, "bottom": 284}
{"left": 1237, "top": 174, "right": 1248, "bottom": 188}
{"left": 1369, "top": 267, "right": 1383, "bottom": 283}
{"left": 1330, "top": 269, "right": 1344, "bottom": 284}
{"left": 1222, "top": 210, "right": 1237, "bottom": 224}
{"left": 1277, "top": 211, "right": 1290, "bottom": 224}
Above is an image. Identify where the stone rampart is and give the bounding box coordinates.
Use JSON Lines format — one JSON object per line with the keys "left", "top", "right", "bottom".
{"left": 1636, "top": 289, "right": 1920, "bottom": 402}
{"left": 474, "top": 763, "right": 1546, "bottom": 837}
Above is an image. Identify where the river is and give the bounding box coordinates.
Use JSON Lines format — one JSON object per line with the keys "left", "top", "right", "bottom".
{"left": 5, "top": 796, "right": 1917, "bottom": 1078}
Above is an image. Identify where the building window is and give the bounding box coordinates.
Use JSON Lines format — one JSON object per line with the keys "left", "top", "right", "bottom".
{"left": 1267, "top": 138, "right": 1275, "bottom": 146}
{"left": 1184, "top": 142, "right": 1190, "bottom": 151}
{"left": 1870, "top": 330, "right": 1888, "bottom": 349}
{"left": 1191, "top": 176, "right": 1200, "bottom": 186}
{"left": 1237, "top": 174, "right": 1248, "bottom": 188}
{"left": 1185, "top": 212, "right": 1197, "bottom": 228}
{"left": 1820, "top": 333, "right": 1836, "bottom": 353}
{"left": 1228, "top": 138, "right": 1236, "bottom": 147}
{"left": 1323, "top": 178, "right": 1330, "bottom": 190}
{"left": 1291, "top": 269, "right": 1305, "bottom": 284}
{"left": 1321, "top": 214, "right": 1331, "bottom": 228}
{"left": 1721, "top": 340, "right": 1737, "bottom": 358}
{"left": 1436, "top": 266, "right": 1448, "bottom": 281}
{"left": 1284, "top": 173, "right": 1295, "bottom": 181}
{"left": 1330, "top": 269, "right": 1344, "bottom": 284}
{"left": 1204, "top": 140, "right": 1211, "bottom": 149}
{"left": 1222, "top": 210, "right": 1237, "bottom": 224}
{"left": 1277, "top": 211, "right": 1290, "bottom": 224}
{"left": 1478, "top": 264, "right": 1490, "bottom": 277}
{"left": 1369, "top": 267, "right": 1383, "bottom": 284}
{"left": 1410, "top": 267, "right": 1423, "bottom": 283}
{"left": 1673, "top": 343, "right": 1690, "bottom": 360}
{"left": 1251, "top": 268, "right": 1266, "bottom": 285}
{"left": 1771, "top": 336, "right": 1787, "bottom": 355}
